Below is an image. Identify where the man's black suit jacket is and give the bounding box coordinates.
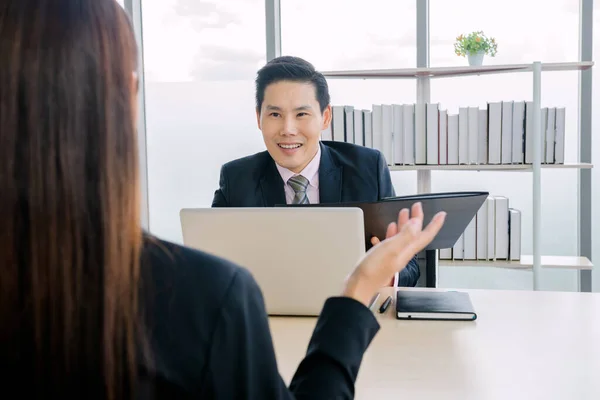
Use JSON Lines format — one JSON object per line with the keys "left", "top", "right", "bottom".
{"left": 211, "top": 141, "right": 420, "bottom": 287}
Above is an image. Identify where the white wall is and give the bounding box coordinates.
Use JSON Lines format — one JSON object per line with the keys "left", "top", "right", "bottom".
{"left": 145, "top": 81, "right": 265, "bottom": 243}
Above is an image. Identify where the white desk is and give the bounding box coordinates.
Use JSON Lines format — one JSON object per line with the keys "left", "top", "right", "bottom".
{"left": 269, "top": 287, "right": 600, "bottom": 399}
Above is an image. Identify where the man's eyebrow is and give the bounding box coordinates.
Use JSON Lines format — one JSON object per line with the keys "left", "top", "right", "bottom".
{"left": 265, "top": 105, "right": 313, "bottom": 111}
{"left": 294, "top": 105, "right": 313, "bottom": 111}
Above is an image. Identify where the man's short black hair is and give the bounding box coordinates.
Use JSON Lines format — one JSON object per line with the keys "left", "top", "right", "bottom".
{"left": 255, "top": 56, "right": 330, "bottom": 114}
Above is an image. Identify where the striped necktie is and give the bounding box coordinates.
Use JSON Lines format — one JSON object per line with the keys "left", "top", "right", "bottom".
{"left": 288, "top": 175, "right": 310, "bottom": 204}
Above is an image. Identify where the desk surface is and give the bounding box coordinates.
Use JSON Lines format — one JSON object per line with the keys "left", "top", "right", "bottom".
{"left": 269, "top": 287, "right": 600, "bottom": 399}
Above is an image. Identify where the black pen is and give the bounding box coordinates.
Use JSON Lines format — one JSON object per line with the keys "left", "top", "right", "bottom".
{"left": 379, "top": 295, "right": 392, "bottom": 313}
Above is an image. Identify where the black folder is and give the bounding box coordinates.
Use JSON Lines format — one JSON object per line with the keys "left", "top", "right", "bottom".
{"left": 395, "top": 290, "right": 477, "bottom": 321}
{"left": 283, "top": 191, "right": 489, "bottom": 251}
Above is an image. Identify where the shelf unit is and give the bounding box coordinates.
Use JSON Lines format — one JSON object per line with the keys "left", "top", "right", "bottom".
{"left": 388, "top": 163, "right": 593, "bottom": 172}
{"left": 442, "top": 255, "right": 593, "bottom": 271}
{"left": 323, "top": 61, "right": 594, "bottom": 291}
{"left": 321, "top": 61, "right": 594, "bottom": 79}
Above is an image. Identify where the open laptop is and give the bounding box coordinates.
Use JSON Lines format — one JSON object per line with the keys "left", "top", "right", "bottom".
{"left": 179, "top": 207, "right": 366, "bottom": 316}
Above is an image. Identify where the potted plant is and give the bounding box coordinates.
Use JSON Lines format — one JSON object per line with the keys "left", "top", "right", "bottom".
{"left": 454, "top": 31, "right": 498, "bottom": 66}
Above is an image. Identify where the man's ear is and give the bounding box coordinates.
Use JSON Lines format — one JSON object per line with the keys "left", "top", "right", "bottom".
{"left": 321, "top": 104, "right": 332, "bottom": 131}
{"left": 256, "top": 108, "right": 262, "bottom": 130}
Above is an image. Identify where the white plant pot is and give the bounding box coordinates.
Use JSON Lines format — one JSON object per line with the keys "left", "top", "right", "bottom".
{"left": 467, "top": 51, "right": 485, "bottom": 66}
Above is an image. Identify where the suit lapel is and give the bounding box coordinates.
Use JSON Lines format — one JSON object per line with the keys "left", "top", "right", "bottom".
{"left": 259, "top": 158, "right": 287, "bottom": 207}
{"left": 318, "top": 143, "right": 342, "bottom": 204}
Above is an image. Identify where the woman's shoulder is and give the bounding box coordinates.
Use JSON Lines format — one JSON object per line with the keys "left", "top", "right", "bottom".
{"left": 138, "top": 234, "right": 265, "bottom": 392}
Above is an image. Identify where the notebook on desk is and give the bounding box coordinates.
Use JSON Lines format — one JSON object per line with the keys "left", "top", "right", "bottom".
{"left": 395, "top": 290, "right": 477, "bottom": 321}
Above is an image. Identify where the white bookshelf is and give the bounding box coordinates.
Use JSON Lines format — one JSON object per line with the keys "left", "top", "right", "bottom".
{"left": 440, "top": 255, "right": 593, "bottom": 271}
{"left": 322, "top": 61, "right": 594, "bottom": 79}
{"left": 324, "top": 60, "right": 594, "bottom": 290}
{"left": 389, "top": 163, "right": 593, "bottom": 172}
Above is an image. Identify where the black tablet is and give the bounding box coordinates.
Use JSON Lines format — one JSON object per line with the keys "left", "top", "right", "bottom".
{"left": 282, "top": 191, "right": 489, "bottom": 251}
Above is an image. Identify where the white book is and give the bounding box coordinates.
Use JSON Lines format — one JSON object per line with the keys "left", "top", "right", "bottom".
{"left": 487, "top": 102, "right": 502, "bottom": 164}
{"left": 381, "top": 104, "right": 393, "bottom": 165}
{"left": 526, "top": 104, "right": 549, "bottom": 164}
{"left": 439, "top": 109, "right": 448, "bottom": 165}
{"left": 415, "top": 103, "right": 427, "bottom": 164}
{"left": 463, "top": 217, "right": 477, "bottom": 260}
{"left": 509, "top": 208, "right": 522, "bottom": 261}
{"left": 541, "top": 107, "right": 548, "bottom": 163}
{"left": 468, "top": 107, "right": 479, "bottom": 164}
{"left": 545, "top": 107, "right": 556, "bottom": 164}
{"left": 458, "top": 107, "right": 469, "bottom": 164}
{"left": 371, "top": 105, "right": 383, "bottom": 153}
{"left": 512, "top": 101, "right": 525, "bottom": 164}
{"left": 494, "top": 196, "right": 509, "bottom": 260}
{"left": 353, "top": 109, "right": 364, "bottom": 146}
{"left": 476, "top": 200, "right": 488, "bottom": 260}
{"left": 426, "top": 103, "right": 440, "bottom": 165}
{"left": 363, "top": 110, "right": 372, "bottom": 148}
{"left": 554, "top": 107, "right": 566, "bottom": 164}
{"left": 486, "top": 197, "right": 496, "bottom": 260}
{"left": 392, "top": 104, "right": 404, "bottom": 165}
{"left": 452, "top": 233, "right": 464, "bottom": 260}
{"left": 478, "top": 109, "right": 488, "bottom": 164}
{"left": 525, "top": 101, "right": 534, "bottom": 164}
{"left": 439, "top": 248, "right": 452, "bottom": 260}
{"left": 344, "top": 105, "right": 354, "bottom": 144}
{"left": 501, "top": 101, "right": 513, "bottom": 164}
{"left": 403, "top": 104, "right": 415, "bottom": 165}
{"left": 447, "top": 114, "right": 459, "bottom": 165}
{"left": 331, "top": 106, "right": 346, "bottom": 142}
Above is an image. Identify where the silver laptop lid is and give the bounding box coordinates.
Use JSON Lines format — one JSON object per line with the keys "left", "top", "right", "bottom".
{"left": 179, "top": 207, "right": 365, "bottom": 316}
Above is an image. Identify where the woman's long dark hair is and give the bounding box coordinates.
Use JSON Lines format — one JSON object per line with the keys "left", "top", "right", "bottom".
{"left": 0, "top": 0, "right": 143, "bottom": 398}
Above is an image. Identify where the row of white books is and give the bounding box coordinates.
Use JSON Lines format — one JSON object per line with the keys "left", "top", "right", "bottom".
{"left": 439, "top": 196, "right": 521, "bottom": 261}
{"left": 322, "top": 102, "right": 566, "bottom": 166}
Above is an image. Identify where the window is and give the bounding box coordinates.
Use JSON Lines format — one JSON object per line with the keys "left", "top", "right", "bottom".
{"left": 141, "top": 0, "right": 266, "bottom": 243}
{"left": 430, "top": 0, "right": 579, "bottom": 66}
{"left": 281, "top": 0, "right": 417, "bottom": 70}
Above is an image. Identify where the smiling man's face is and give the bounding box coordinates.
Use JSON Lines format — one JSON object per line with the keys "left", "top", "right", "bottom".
{"left": 257, "top": 80, "right": 331, "bottom": 173}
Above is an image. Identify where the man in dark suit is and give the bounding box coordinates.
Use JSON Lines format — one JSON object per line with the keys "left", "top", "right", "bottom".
{"left": 212, "top": 56, "right": 420, "bottom": 287}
